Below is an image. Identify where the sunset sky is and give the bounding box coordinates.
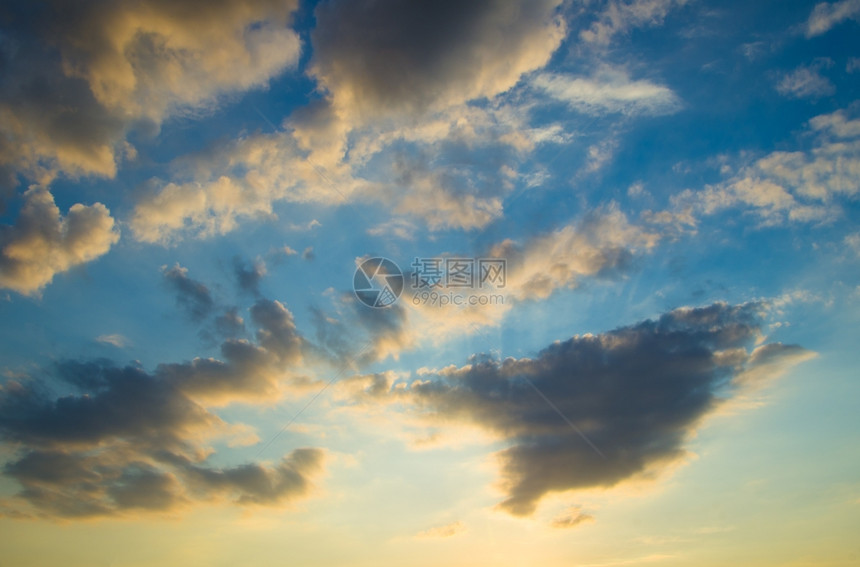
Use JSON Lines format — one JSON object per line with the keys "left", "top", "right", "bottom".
{"left": 1, "top": 0, "right": 859, "bottom": 565}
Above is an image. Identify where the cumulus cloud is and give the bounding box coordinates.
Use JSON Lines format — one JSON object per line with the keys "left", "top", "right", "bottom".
{"left": 534, "top": 68, "right": 680, "bottom": 116}
{"left": 389, "top": 303, "right": 811, "bottom": 516}
{"left": 0, "top": 0, "right": 302, "bottom": 185}
{"left": 310, "top": 0, "right": 565, "bottom": 119}
{"left": 129, "top": 0, "right": 570, "bottom": 242}
{"left": 182, "top": 448, "right": 324, "bottom": 506}
{"left": 0, "top": 261, "right": 333, "bottom": 518}
{"left": 0, "top": 290, "right": 322, "bottom": 518}
{"left": 128, "top": 102, "right": 548, "bottom": 241}
{"left": 805, "top": 0, "right": 860, "bottom": 37}
{"left": 0, "top": 187, "right": 119, "bottom": 295}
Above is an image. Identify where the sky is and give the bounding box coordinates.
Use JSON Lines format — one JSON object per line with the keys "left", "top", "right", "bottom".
{"left": 0, "top": 0, "right": 859, "bottom": 565}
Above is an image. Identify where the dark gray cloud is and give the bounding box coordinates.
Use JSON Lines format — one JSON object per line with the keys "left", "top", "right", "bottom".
{"left": 214, "top": 307, "right": 246, "bottom": 339}
{"left": 398, "top": 302, "right": 811, "bottom": 516}
{"left": 162, "top": 263, "right": 215, "bottom": 322}
{"left": 233, "top": 256, "right": 267, "bottom": 296}
{"left": 0, "top": 362, "right": 215, "bottom": 453}
{"left": 184, "top": 448, "right": 324, "bottom": 505}
{"left": 0, "top": 292, "right": 322, "bottom": 518}
{"left": 310, "top": 0, "right": 564, "bottom": 117}
{"left": 2, "top": 444, "right": 322, "bottom": 518}
{"left": 250, "top": 299, "right": 305, "bottom": 363}
{"left": 0, "top": 12, "right": 127, "bottom": 181}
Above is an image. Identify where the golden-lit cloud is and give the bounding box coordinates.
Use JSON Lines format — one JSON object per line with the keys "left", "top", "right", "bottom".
{"left": 0, "top": 187, "right": 119, "bottom": 295}
{"left": 669, "top": 109, "right": 860, "bottom": 226}
{"left": 129, "top": 0, "right": 570, "bottom": 242}
{"left": 0, "top": 0, "right": 302, "bottom": 185}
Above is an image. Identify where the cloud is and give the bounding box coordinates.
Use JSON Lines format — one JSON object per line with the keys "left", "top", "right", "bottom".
{"left": 490, "top": 205, "right": 660, "bottom": 301}
{"left": 310, "top": 0, "right": 565, "bottom": 119}
{"left": 2, "top": 444, "right": 323, "bottom": 518}
{"left": 0, "top": 362, "right": 222, "bottom": 453}
{"left": 805, "top": 0, "right": 860, "bottom": 37}
{"left": 550, "top": 506, "right": 595, "bottom": 528}
{"left": 775, "top": 63, "right": 835, "bottom": 99}
{"left": 394, "top": 303, "right": 811, "bottom": 516}
{"left": 95, "top": 334, "right": 130, "bottom": 348}
{"left": 0, "top": 187, "right": 119, "bottom": 295}
{"left": 214, "top": 307, "right": 246, "bottom": 339}
{"left": 580, "top": 0, "right": 687, "bottom": 45}
{"left": 414, "top": 520, "right": 466, "bottom": 539}
{"left": 162, "top": 263, "right": 215, "bottom": 322}
{"left": 308, "top": 207, "right": 663, "bottom": 366}
{"left": 670, "top": 108, "right": 860, "bottom": 226}
{"left": 0, "top": 0, "right": 302, "bottom": 184}
{"left": 0, "top": 291, "right": 322, "bottom": 518}
{"left": 233, "top": 256, "right": 267, "bottom": 296}
{"left": 305, "top": 207, "right": 662, "bottom": 368}
{"left": 183, "top": 448, "right": 324, "bottom": 506}
{"left": 155, "top": 303, "right": 308, "bottom": 406}
{"left": 128, "top": 84, "right": 553, "bottom": 242}
{"left": 127, "top": 0, "right": 575, "bottom": 243}
{"left": 129, "top": 163, "right": 302, "bottom": 244}
{"left": 534, "top": 68, "right": 681, "bottom": 116}
{"left": 378, "top": 148, "right": 507, "bottom": 231}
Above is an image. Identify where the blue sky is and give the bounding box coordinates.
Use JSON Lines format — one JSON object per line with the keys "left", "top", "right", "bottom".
{"left": 1, "top": 0, "right": 859, "bottom": 565}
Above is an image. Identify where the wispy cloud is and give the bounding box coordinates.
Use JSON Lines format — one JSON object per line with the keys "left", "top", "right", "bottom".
{"left": 806, "top": 0, "right": 860, "bottom": 37}
{"left": 550, "top": 506, "right": 596, "bottom": 528}
{"left": 775, "top": 61, "right": 835, "bottom": 99}
{"left": 535, "top": 68, "right": 680, "bottom": 116}
{"left": 95, "top": 334, "right": 130, "bottom": 348}
{"left": 414, "top": 521, "right": 465, "bottom": 539}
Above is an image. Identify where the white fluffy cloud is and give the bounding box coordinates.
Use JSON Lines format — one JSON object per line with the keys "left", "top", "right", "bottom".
{"left": 0, "top": 187, "right": 119, "bottom": 295}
